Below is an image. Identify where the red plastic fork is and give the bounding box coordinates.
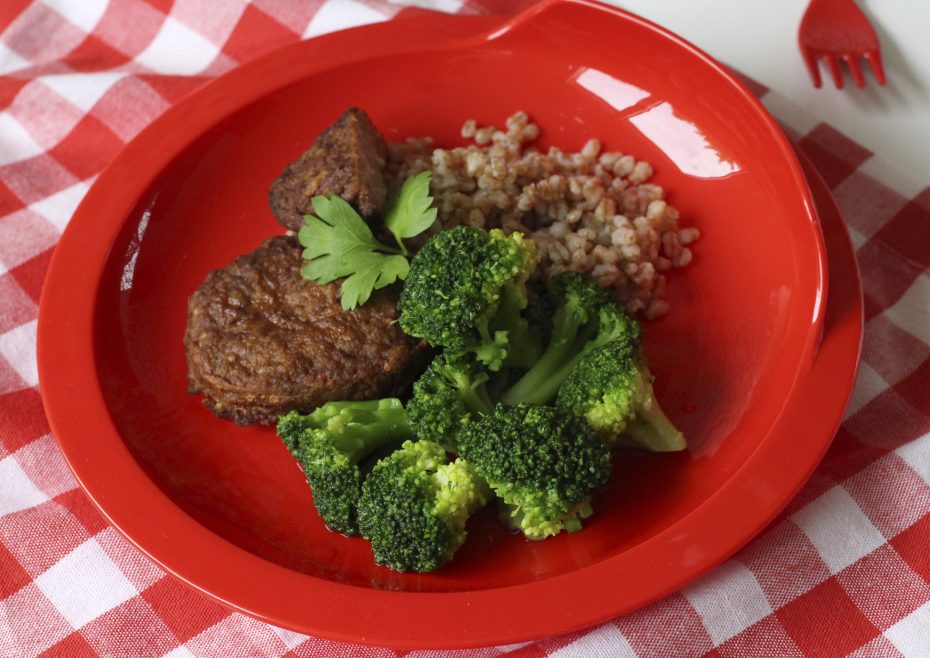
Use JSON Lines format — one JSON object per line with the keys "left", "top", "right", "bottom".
{"left": 798, "top": 0, "right": 886, "bottom": 89}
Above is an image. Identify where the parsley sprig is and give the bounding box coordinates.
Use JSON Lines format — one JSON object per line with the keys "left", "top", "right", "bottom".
{"left": 298, "top": 171, "right": 437, "bottom": 310}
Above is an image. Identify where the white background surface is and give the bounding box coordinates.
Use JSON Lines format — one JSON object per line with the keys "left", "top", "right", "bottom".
{"left": 608, "top": 0, "right": 930, "bottom": 174}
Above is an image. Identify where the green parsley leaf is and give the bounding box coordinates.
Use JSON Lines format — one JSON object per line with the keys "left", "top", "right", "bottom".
{"left": 298, "top": 195, "right": 385, "bottom": 283}
{"left": 299, "top": 194, "right": 405, "bottom": 308}
{"left": 383, "top": 171, "right": 437, "bottom": 252}
{"left": 338, "top": 252, "right": 409, "bottom": 310}
{"left": 298, "top": 173, "right": 437, "bottom": 310}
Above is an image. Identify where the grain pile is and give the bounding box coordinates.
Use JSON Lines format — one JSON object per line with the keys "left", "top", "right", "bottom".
{"left": 387, "top": 112, "right": 699, "bottom": 319}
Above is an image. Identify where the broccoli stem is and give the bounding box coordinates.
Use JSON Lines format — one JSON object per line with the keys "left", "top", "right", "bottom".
{"left": 501, "top": 317, "right": 595, "bottom": 406}
{"left": 472, "top": 314, "right": 509, "bottom": 371}
{"left": 492, "top": 283, "right": 536, "bottom": 370}
{"left": 461, "top": 382, "right": 493, "bottom": 416}
{"left": 280, "top": 400, "right": 405, "bottom": 458}
{"left": 444, "top": 361, "right": 494, "bottom": 415}
{"left": 326, "top": 404, "right": 413, "bottom": 463}
{"left": 624, "top": 374, "right": 686, "bottom": 452}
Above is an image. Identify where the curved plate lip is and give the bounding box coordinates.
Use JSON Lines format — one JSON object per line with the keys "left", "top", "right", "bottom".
{"left": 35, "top": 1, "right": 853, "bottom": 649}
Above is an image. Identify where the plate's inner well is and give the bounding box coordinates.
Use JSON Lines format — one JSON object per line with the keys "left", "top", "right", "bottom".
{"left": 93, "top": 32, "right": 823, "bottom": 592}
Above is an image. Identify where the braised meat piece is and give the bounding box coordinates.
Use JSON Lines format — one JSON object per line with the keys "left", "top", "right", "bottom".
{"left": 184, "top": 236, "right": 428, "bottom": 425}
{"left": 269, "top": 108, "right": 388, "bottom": 231}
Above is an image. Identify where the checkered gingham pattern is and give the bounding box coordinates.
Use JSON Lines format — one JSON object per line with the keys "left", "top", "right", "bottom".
{"left": 1, "top": 1, "right": 929, "bottom": 656}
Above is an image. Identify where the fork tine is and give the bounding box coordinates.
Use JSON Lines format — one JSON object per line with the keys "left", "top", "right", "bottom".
{"left": 824, "top": 53, "right": 845, "bottom": 89}
{"left": 801, "top": 47, "right": 823, "bottom": 88}
{"left": 864, "top": 49, "right": 887, "bottom": 85}
{"left": 845, "top": 55, "right": 866, "bottom": 88}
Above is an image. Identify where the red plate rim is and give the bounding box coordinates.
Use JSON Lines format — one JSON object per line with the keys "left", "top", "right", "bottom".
{"left": 37, "top": 1, "right": 859, "bottom": 648}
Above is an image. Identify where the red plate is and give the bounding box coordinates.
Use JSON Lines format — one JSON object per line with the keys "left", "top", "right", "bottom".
{"left": 37, "top": 1, "right": 861, "bottom": 648}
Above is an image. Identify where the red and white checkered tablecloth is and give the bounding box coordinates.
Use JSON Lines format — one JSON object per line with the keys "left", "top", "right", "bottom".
{"left": 2, "top": 1, "right": 929, "bottom": 656}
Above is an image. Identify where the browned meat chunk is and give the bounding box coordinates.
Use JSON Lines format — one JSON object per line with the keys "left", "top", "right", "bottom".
{"left": 269, "top": 108, "right": 388, "bottom": 231}
{"left": 184, "top": 235, "right": 428, "bottom": 425}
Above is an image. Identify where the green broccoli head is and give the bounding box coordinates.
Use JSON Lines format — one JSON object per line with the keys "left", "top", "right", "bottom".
{"left": 557, "top": 341, "right": 686, "bottom": 452}
{"left": 277, "top": 403, "right": 346, "bottom": 457}
{"left": 501, "top": 272, "right": 638, "bottom": 406}
{"left": 277, "top": 410, "right": 310, "bottom": 457}
{"left": 358, "top": 440, "right": 491, "bottom": 572}
{"left": 406, "top": 353, "right": 493, "bottom": 453}
{"left": 458, "top": 403, "right": 612, "bottom": 539}
{"left": 587, "top": 300, "right": 642, "bottom": 352}
{"left": 398, "top": 226, "right": 537, "bottom": 371}
{"left": 277, "top": 399, "right": 414, "bottom": 536}
{"left": 546, "top": 271, "right": 610, "bottom": 326}
{"left": 519, "top": 271, "right": 608, "bottom": 355}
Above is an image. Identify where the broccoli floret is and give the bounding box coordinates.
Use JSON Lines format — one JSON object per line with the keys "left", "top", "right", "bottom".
{"left": 501, "top": 272, "right": 640, "bottom": 405}
{"left": 557, "top": 341, "right": 685, "bottom": 452}
{"left": 276, "top": 399, "right": 414, "bottom": 535}
{"left": 488, "top": 276, "right": 541, "bottom": 370}
{"left": 398, "top": 226, "right": 537, "bottom": 371}
{"left": 458, "top": 403, "right": 612, "bottom": 539}
{"left": 277, "top": 410, "right": 310, "bottom": 458}
{"left": 406, "top": 353, "right": 493, "bottom": 452}
{"left": 358, "top": 440, "right": 491, "bottom": 572}
{"left": 277, "top": 403, "right": 350, "bottom": 457}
